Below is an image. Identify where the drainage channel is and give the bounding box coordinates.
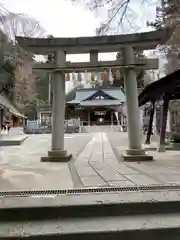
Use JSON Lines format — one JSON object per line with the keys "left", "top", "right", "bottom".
{"left": 0, "top": 185, "right": 180, "bottom": 197}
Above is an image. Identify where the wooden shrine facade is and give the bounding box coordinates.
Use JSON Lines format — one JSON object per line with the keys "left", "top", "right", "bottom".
{"left": 67, "top": 87, "right": 126, "bottom": 126}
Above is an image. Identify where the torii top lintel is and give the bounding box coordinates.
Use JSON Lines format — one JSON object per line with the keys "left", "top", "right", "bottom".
{"left": 16, "top": 28, "right": 171, "bottom": 54}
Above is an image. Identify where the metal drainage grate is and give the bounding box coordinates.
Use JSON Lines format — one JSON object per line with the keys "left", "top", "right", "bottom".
{"left": 0, "top": 185, "right": 180, "bottom": 197}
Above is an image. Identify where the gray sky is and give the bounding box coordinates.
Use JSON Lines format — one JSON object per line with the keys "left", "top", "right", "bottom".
{"left": 3, "top": 2, "right": 163, "bottom": 69}
{"left": 2, "top": 0, "right": 162, "bottom": 90}
{"left": 3, "top": 0, "right": 100, "bottom": 37}
{"left": 2, "top": 0, "right": 157, "bottom": 53}
{"left": 3, "top": 0, "right": 157, "bottom": 34}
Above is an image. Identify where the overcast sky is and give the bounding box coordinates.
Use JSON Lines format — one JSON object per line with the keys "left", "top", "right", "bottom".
{"left": 2, "top": 0, "right": 157, "bottom": 36}
{"left": 1, "top": 0, "right": 163, "bottom": 91}
{"left": 2, "top": 0, "right": 158, "bottom": 60}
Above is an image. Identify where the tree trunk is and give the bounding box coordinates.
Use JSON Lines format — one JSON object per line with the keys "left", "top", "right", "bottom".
{"left": 169, "top": 100, "right": 180, "bottom": 142}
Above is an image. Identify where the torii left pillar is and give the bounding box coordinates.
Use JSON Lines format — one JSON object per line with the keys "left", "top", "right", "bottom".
{"left": 41, "top": 50, "right": 72, "bottom": 162}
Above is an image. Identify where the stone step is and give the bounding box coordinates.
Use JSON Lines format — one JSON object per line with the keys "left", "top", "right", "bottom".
{"left": 1, "top": 213, "right": 180, "bottom": 239}
{"left": 0, "top": 135, "right": 28, "bottom": 146}
{"left": 1, "top": 197, "right": 180, "bottom": 221}
{"left": 1, "top": 188, "right": 180, "bottom": 239}
{"left": 0, "top": 188, "right": 180, "bottom": 220}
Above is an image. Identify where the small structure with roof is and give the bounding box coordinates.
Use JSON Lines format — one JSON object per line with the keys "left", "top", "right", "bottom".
{"left": 67, "top": 87, "right": 126, "bottom": 126}
{"left": 138, "top": 68, "right": 180, "bottom": 151}
{"left": 0, "top": 92, "right": 27, "bottom": 131}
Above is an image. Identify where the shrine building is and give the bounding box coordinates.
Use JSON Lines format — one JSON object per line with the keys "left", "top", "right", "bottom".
{"left": 66, "top": 86, "right": 126, "bottom": 126}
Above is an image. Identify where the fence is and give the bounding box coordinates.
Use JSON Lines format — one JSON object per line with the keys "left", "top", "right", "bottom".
{"left": 26, "top": 120, "right": 41, "bottom": 130}
{"left": 25, "top": 119, "right": 82, "bottom": 134}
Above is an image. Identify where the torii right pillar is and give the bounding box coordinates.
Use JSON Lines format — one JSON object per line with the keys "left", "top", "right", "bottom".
{"left": 122, "top": 46, "right": 153, "bottom": 162}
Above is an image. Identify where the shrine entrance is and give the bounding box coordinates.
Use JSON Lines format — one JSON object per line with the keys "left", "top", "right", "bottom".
{"left": 16, "top": 27, "right": 170, "bottom": 162}
{"left": 90, "top": 110, "right": 111, "bottom": 125}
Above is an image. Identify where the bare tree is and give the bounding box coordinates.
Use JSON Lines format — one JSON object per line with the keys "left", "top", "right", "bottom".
{"left": 71, "top": 0, "right": 157, "bottom": 34}
{"left": 0, "top": 13, "right": 46, "bottom": 39}
{"left": 0, "top": 4, "right": 46, "bottom": 109}
{"left": 0, "top": 2, "right": 45, "bottom": 41}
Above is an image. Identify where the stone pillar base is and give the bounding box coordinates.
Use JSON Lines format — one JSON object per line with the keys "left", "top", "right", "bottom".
{"left": 122, "top": 149, "right": 153, "bottom": 162}
{"left": 126, "top": 149, "right": 145, "bottom": 155}
{"left": 41, "top": 150, "right": 72, "bottom": 162}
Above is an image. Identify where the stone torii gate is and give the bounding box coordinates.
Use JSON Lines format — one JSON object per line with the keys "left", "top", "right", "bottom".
{"left": 16, "top": 29, "right": 169, "bottom": 162}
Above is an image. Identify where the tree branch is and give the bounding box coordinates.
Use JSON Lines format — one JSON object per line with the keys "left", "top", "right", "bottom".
{"left": 70, "top": 0, "right": 156, "bottom": 34}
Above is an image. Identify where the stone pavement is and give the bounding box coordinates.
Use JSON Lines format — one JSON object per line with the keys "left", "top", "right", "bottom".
{"left": 1, "top": 131, "right": 180, "bottom": 190}
{"left": 74, "top": 132, "right": 180, "bottom": 187}
{"left": 108, "top": 132, "right": 180, "bottom": 185}
{"left": 0, "top": 133, "right": 92, "bottom": 190}
{"left": 74, "top": 132, "right": 161, "bottom": 187}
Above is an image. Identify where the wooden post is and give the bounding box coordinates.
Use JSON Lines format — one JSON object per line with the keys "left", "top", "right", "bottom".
{"left": 145, "top": 101, "right": 155, "bottom": 144}
{"left": 48, "top": 73, "right": 52, "bottom": 105}
{"left": 88, "top": 111, "right": 91, "bottom": 126}
{"left": 0, "top": 108, "right": 3, "bottom": 130}
{"left": 111, "top": 111, "right": 113, "bottom": 126}
{"left": 158, "top": 94, "right": 170, "bottom": 152}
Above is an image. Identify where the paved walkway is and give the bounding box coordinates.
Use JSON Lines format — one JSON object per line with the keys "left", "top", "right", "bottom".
{"left": 0, "top": 133, "right": 92, "bottom": 191}
{"left": 74, "top": 132, "right": 180, "bottom": 187}
{"left": 75, "top": 133, "right": 156, "bottom": 187}
{"left": 1, "top": 131, "right": 180, "bottom": 190}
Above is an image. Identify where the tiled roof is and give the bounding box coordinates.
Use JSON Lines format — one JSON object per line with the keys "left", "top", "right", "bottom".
{"left": 0, "top": 94, "right": 26, "bottom": 118}
{"left": 67, "top": 87, "right": 125, "bottom": 104}
{"left": 102, "top": 88, "right": 125, "bottom": 101}
{"left": 75, "top": 89, "right": 96, "bottom": 102}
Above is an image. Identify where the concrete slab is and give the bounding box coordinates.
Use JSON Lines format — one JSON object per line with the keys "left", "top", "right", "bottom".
{"left": 0, "top": 135, "right": 28, "bottom": 146}
{"left": 155, "top": 173, "right": 180, "bottom": 184}
{"left": 110, "top": 163, "right": 139, "bottom": 174}
{"left": 108, "top": 180, "right": 136, "bottom": 187}
{"left": 97, "top": 168, "right": 127, "bottom": 182}
{"left": 0, "top": 133, "right": 93, "bottom": 190}
{"left": 76, "top": 166, "right": 97, "bottom": 177}
{"left": 80, "top": 175, "right": 107, "bottom": 187}
{"left": 124, "top": 173, "right": 160, "bottom": 185}
{"left": 90, "top": 162, "right": 106, "bottom": 171}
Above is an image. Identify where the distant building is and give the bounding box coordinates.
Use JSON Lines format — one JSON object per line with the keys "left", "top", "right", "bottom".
{"left": 66, "top": 87, "right": 126, "bottom": 126}
{"left": 0, "top": 57, "right": 27, "bottom": 128}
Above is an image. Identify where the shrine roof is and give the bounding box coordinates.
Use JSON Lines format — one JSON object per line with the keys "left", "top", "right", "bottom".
{"left": 66, "top": 87, "right": 125, "bottom": 105}
{"left": 16, "top": 28, "right": 172, "bottom": 54}
{"left": 0, "top": 93, "right": 26, "bottom": 118}
{"left": 79, "top": 99, "right": 122, "bottom": 107}
{"left": 138, "top": 69, "right": 180, "bottom": 106}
